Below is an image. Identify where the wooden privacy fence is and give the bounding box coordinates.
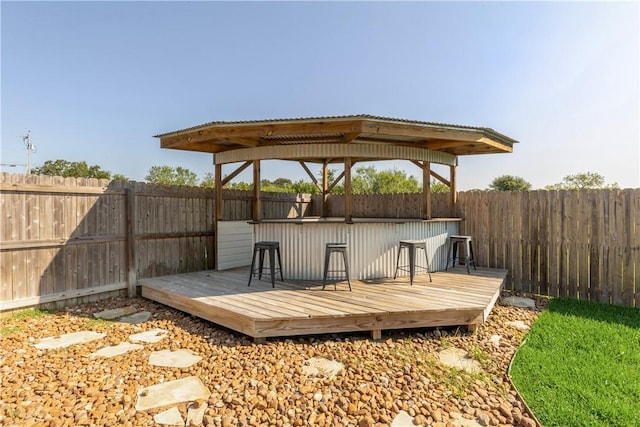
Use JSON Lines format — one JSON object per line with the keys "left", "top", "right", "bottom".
{"left": 0, "top": 174, "right": 313, "bottom": 311}
{"left": 456, "top": 189, "right": 639, "bottom": 307}
{"left": 1, "top": 172, "right": 638, "bottom": 310}
{"left": 0, "top": 174, "right": 215, "bottom": 310}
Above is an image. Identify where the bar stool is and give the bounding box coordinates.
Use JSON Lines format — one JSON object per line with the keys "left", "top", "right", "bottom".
{"left": 322, "top": 243, "right": 352, "bottom": 291}
{"left": 248, "top": 241, "right": 283, "bottom": 287}
{"left": 394, "top": 240, "right": 432, "bottom": 285}
{"left": 446, "top": 235, "right": 477, "bottom": 274}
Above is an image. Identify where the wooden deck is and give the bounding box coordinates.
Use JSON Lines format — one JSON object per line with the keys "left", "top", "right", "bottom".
{"left": 140, "top": 266, "right": 507, "bottom": 340}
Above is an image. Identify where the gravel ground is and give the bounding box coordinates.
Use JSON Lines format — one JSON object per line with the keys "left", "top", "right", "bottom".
{"left": 0, "top": 293, "right": 544, "bottom": 427}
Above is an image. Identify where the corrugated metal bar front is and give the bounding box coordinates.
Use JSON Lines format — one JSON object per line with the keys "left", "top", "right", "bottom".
{"left": 253, "top": 221, "right": 459, "bottom": 280}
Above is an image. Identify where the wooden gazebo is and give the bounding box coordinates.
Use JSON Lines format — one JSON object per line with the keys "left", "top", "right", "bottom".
{"left": 146, "top": 115, "right": 518, "bottom": 338}
{"left": 155, "top": 114, "right": 517, "bottom": 222}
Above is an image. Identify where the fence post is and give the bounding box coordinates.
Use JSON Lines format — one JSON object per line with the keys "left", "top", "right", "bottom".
{"left": 126, "top": 185, "right": 137, "bottom": 297}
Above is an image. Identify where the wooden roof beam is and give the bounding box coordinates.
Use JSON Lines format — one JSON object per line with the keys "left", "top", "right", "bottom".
{"left": 298, "top": 161, "right": 322, "bottom": 192}
{"left": 361, "top": 121, "right": 487, "bottom": 143}
{"left": 411, "top": 160, "right": 451, "bottom": 187}
{"left": 221, "top": 161, "right": 252, "bottom": 187}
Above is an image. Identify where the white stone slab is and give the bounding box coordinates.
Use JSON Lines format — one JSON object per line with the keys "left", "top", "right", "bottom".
{"left": 451, "top": 411, "right": 483, "bottom": 426}
{"left": 149, "top": 349, "right": 202, "bottom": 368}
{"left": 153, "top": 407, "right": 184, "bottom": 426}
{"left": 119, "top": 311, "right": 151, "bottom": 324}
{"left": 90, "top": 342, "right": 143, "bottom": 358}
{"left": 506, "top": 320, "right": 530, "bottom": 331}
{"left": 502, "top": 296, "right": 536, "bottom": 310}
{"left": 94, "top": 305, "right": 138, "bottom": 320}
{"left": 488, "top": 335, "right": 502, "bottom": 347}
{"left": 129, "top": 328, "right": 168, "bottom": 343}
{"left": 186, "top": 401, "right": 208, "bottom": 426}
{"left": 391, "top": 410, "right": 417, "bottom": 426}
{"left": 135, "top": 376, "right": 211, "bottom": 412}
{"left": 438, "top": 347, "right": 482, "bottom": 374}
{"left": 302, "top": 357, "right": 344, "bottom": 379}
{"left": 33, "top": 331, "right": 106, "bottom": 349}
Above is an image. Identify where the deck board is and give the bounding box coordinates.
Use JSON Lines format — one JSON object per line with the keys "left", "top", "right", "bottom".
{"left": 140, "top": 266, "right": 507, "bottom": 339}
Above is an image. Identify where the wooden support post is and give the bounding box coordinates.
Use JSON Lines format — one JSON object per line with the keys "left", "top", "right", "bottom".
{"left": 125, "top": 186, "right": 137, "bottom": 297}
{"left": 322, "top": 161, "right": 329, "bottom": 218}
{"left": 450, "top": 164, "right": 457, "bottom": 217}
{"left": 214, "top": 163, "right": 222, "bottom": 270}
{"left": 371, "top": 329, "right": 382, "bottom": 340}
{"left": 423, "top": 161, "right": 431, "bottom": 220}
{"left": 215, "top": 164, "right": 223, "bottom": 221}
{"left": 344, "top": 157, "right": 353, "bottom": 223}
{"left": 253, "top": 160, "right": 261, "bottom": 221}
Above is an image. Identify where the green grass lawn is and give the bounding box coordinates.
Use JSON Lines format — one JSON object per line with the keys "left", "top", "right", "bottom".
{"left": 510, "top": 298, "right": 640, "bottom": 427}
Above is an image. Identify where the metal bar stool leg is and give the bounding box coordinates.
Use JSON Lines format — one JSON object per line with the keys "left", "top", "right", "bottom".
{"left": 422, "top": 246, "right": 432, "bottom": 282}
{"left": 342, "top": 249, "right": 352, "bottom": 291}
{"left": 268, "top": 246, "right": 276, "bottom": 288}
{"left": 276, "top": 246, "right": 284, "bottom": 281}
{"left": 248, "top": 246, "right": 258, "bottom": 286}
{"left": 322, "top": 246, "right": 331, "bottom": 290}
{"left": 393, "top": 244, "right": 403, "bottom": 279}
{"left": 408, "top": 243, "right": 416, "bottom": 286}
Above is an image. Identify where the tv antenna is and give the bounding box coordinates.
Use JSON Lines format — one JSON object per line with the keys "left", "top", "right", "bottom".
{"left": 22, "top": 131, "right": 37, "bottom": 174}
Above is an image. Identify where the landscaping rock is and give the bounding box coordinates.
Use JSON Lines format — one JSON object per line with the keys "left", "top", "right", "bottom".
{"left": 90, "top": 342, "right": 143, "bottom": 358}
{"left": 391, "top": 410, "right": 416, "bottom": 426}
{"left": 502, "top": 296, "right": 536, "bottom": 310}
{"left": 119, "top": 311, "right": 151, "bottom": 324}
{"left": 438, "top": 347, "right": 482, "bottom": 374}
{"left": 153, "top": 407, "right": 184, "bottom": 426}
{"left": 302, "top": 357, "right": 344, "bottom": 379}
{"left": 94, "top": 305, "right": 138, "bottom": 319}
{"left": 148, "top": 349, "right": 202, "bottom": 368}
{"left": 506, "top": 320, "right": 530, "bottom": 331}
{"left": 129, "top": 328, "right": 168, "bottom": 343}
{"left": 32, "top": 331, "right": 105, "bottom": 349}
{"left": 186, "top": 400, "right": 208, "bottom": 426}
{"left": 135, "top": 376, "right": 211, "bottom": 411}
{"left": 0, "top": 295, "right": 542, "bottom": 426}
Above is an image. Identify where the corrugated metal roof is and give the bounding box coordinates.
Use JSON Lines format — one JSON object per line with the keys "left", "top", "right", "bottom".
{"left": 153, "top": 114, "right": 518, "bottom": 145}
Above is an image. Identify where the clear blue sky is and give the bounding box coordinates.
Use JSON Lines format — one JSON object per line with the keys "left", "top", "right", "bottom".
{"left": 2, "top": 1, "right": 639, "bottom": 190}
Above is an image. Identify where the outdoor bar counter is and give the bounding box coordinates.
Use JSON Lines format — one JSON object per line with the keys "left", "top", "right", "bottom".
{"left": 252, "top": 217, "right": 462, "bottom": 281}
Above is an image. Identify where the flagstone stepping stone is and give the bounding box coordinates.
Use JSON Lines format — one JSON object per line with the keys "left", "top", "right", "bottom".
{"left": 153, "top": 407, "right": 184, "bottom": 426}
{"left": 438, "top": 347, "right": 482, "bottom": 374}
{"left": 186, "top": 401, "right": 208, "bottom": 426}
{"left": 149, "top": 349, "right": 202, "bottom": 368}
{"left": 302, "top": 357, "right": 344, "bottom": 379}
{"left": 450, "top": 411, "right": 483, "bottom": 426}
{"left": 94, "top": 305, "right": 137, "bottom": 320}
{"left": 129, "top": 328, "right": 168, "bottom": 343}
{"left": 502, "top": 296, "right": 536, "bottom": 309}
{"left": 488, "top": 335, "right": 502, "bottom": 347}
{"left": 90, "top": 342, "right": 143, "bottom": 358}
{"left": 391, "top": 410, "right": 416, "bottom": 426}
{"left": 33, "top": 331, "right": 106, "bottom": 349}
{"left": 135, "top": 376, "right": 211, "bottom": 412}
{"left": 506, "top": 320, "right": 530, "bottom": 331}
{"left": 119, "top": 311, "right": 151, "bottom": 324}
